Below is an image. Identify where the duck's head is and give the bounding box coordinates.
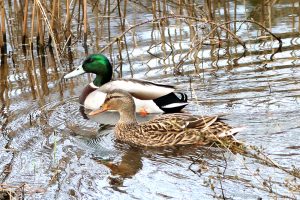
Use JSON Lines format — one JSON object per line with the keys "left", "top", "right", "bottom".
{"left": 64, "top": 54, "right": 113, "bottom": 86}
{"left": 88, "top": 90, "right": 135, "bottom": 116}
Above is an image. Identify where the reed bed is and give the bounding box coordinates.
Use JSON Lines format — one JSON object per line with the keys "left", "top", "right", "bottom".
{"left": 0, "top": 0, "right": 287, "bottom": 71}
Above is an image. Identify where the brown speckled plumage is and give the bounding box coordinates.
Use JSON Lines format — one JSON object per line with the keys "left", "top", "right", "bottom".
{"left": 89, "top": 90, "right": 242, "bottom": 147}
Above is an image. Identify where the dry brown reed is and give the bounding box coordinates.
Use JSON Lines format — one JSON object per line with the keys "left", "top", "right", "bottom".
{"left": 83, "top": 0, "right": 88, "bottom": 48}
{"left": 22, "top": 0, "right": 29, "bottom": 47}
{"left": 0, "top": 0, "right": 6, "bottom": 54}
{"left": 36, "top": 0, "right": 45, "bottom": 49}
{"left": 30, "top": 0, "right": 36, "bottom": 51}
{"left": 65, "top": 0, "right": 72, "bottom": 50}
{"left": 49, "top": 0, "right": 57, "bottom": 45}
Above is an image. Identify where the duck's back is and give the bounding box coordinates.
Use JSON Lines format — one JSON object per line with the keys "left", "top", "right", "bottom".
{"left": 115, "top": 113, "right": 240, "bottom": 147}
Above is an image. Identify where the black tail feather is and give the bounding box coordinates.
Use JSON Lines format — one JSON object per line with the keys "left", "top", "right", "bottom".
{"left": 178, "top": 92, "right": 188, "bottom": 102}
{"left": 153, "top": 92, "right": 188, "bottom": 113}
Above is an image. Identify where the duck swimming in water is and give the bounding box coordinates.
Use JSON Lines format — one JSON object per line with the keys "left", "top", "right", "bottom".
{"left": 64, "top": 54, "right": 188, "bottom": 116}
{"left": 88, "top": 90, "right": 243, "bottom": 147}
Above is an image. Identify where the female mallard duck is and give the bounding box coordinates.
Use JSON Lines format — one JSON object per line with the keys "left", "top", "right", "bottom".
{"left": 88, "top": 90, "right": 243, "bottom": 147}
{"left": 64, "top": 54, "right": 188, "bottom": 115}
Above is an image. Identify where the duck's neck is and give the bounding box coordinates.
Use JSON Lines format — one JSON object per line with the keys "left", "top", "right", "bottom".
{"left": 93, "top": 63, "right": 113, "bottom": 87}
{"left": 118, "top": 108, "right": 138, "bottom": 125}
{"left": 93, "top": 75, "right": 110, "bottom": 87}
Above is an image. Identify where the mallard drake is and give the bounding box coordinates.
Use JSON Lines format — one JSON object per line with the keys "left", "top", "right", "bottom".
{"left": 64, "top": 54, "right": 188, "bottom": 115}
{"left": 88, "top": 90, "right": 243, "bottom": 147}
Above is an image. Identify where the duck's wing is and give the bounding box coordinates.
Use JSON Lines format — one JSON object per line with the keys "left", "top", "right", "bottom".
{"left": 148, "top": 113, "right": 240, "bottom": 137}
{"left": 140, "top": 113, "right": 214, "bottom": 132}
{"left": 137, "top": 113, "right": 242, "bottom": 146}
{"left": 98, "top": 79, "right": 176, "bottom": 100}
{"left": 176, "top": 114, "right": 242, "bottom": 137}
{"left": 137, "top": 114, "right": 216, "bottom": 146}
{"left": 148, "top": 113, "right": 216, "bottom": 129}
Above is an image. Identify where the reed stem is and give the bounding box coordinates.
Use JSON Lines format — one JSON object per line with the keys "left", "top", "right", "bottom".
{"left": 66, "top": 0, "right": 71, "bottom": 48}
{"left": 0, "top": 0, "right": 7, "bottom": 54}
{"left": 22, "top": 0, "right": 29, "bottom": 46}
{"left": 107, "top": 0, "right": 112, "bottom": 57}
{"left": 83, "top": 0, "right": 87, "bottom": 50}
{"left": 49, "top": 0, "right": 57, "bottom": 45}
{"left": 37, "top": 1, "right": 44, "bottom": 49}
{"left": 30, "top": 0, "right": 36, "bottom": 51}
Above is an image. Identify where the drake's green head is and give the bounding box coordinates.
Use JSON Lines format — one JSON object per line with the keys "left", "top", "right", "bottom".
{"left": 82, "top": 54, "right": 112, "bottom": 75}
{"left": 64, "top": 54, "right": 113, "bottom": 86}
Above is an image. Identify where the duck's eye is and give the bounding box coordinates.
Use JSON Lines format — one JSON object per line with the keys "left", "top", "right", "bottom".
{"left": 85, "top": 57, "right": 94, "bottom": 63}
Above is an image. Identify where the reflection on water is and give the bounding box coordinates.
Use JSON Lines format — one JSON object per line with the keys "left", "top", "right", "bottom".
{"left": 0, "top": 0, "right": 300, "bottom": 199}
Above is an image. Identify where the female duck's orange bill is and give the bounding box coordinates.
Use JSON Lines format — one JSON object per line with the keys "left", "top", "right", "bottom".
{"left": 88, "top": 104, "right": 109, "bottom": 116}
